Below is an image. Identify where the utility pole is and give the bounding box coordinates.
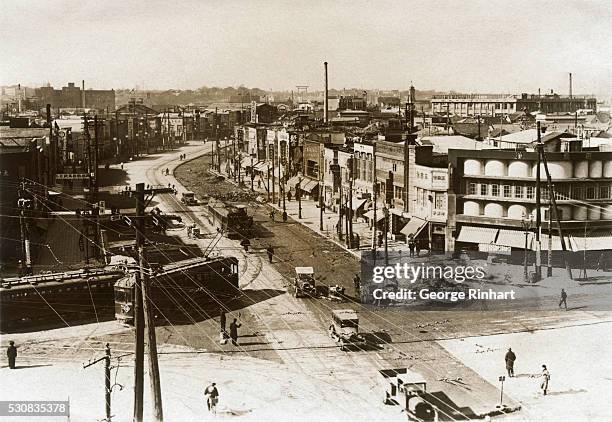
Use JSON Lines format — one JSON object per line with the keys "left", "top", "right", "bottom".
{"left": 129, "top": 183, "right": 171, "bottom": 422}
{"left": 272, "top": 138, "right": 276, "bottom": 205}
{"left": 372, "top": 142, "right": 377, "bottom": 251}
{"left": 133, "top": 184, "right": 145, "bottom": 422}
{"left": 348, "top": 155, "right": 354, "bottom": 248}
{"left": 534, "top": 122, "right": 542, "bottom": 282}
{"left": 384, "top": 206, "right": 389, "bottom": 266}
{"left": 319, "top": 145, "right": 324, "bottom": 231}
{"left": 539, "top": 146, "right": 573, "bottom": 280}
{"left": 83, "top": 343, "right": 112, "bottom": 422}
{"left": 547, "top": 193, "right": 553, "bottom": 277}
{"left": 17, "top": 180, "right": 32, "bottom": 276}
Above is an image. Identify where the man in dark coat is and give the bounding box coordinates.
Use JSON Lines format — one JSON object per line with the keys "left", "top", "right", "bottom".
{"left": 559, "top": 289, "right": 568, "bottom": 310}
{"left": 505, "top": 348, "right": 516, "bottom": 377}
{"left": 7, "top": 341, "right": 17, "bottom": 369}
{"left": 229, "top": 318, "right": 242, "bottom": 346}
{"left": 266, "top": 246, "right": 274, "bottom": 263}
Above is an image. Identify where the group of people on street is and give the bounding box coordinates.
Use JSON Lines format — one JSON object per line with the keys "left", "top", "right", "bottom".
{"left": 504, "top": 348, "right": 551, "bottom": 396}
{"left": 178, "top": 153, "right": 187, "bottom": 161}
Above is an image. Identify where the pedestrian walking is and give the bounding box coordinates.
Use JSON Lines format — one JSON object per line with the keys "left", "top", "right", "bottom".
{"left": 7, "top": 341, "right": 17, "bottom": 369}
{"left": 240, "top": 238, "right": 250, "bottom": 252}
{"left": 559, "top": 288, "right": 568, "bottom": 310}
{"left": 120, "top": 162, "right": 124, "bottom": 170}
{"left": 415, "top": 241, "right": 421, "bottom": 257}
{"left": 408, "top": 239, "right": 415, "bottom": 257}
{"left": 377, "top": 233, "right": 383, "bottom": 248}
{"left": 596, "top": 252, "right": 607, "bottom": 271}
{"left": 266, "top": 245, "right": 274, "bottom": 263}
{"left": 165, "top": 168, "right": 169, "bottom": 176}
{"left": 539, "top": 365, "right": 550, "bottom": 395}
{"left": 353, "top": 274, "right": 361, "bottom": 293}
{"left": 269, "top": 209, "right": 276, "bottom": 222}
{"left": 204, "top": 382, "right": 219, "bottom": 414}
{"left": 287, "top": 191, "right": 292, "bottom": 201}
{"left": 229, "top": 318, "right": 241, "bottom": 346}
{"left": 282, "top": 211, "right": 288, "bottom": 222}
{"left": 505, "top": 348, "right": 516, "bottom": 377}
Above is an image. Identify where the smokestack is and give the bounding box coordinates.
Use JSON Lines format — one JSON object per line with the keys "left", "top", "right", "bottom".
{"left": 46, "top": 104, "right": 51, "bottom": 124}
{"left": 82, "top": 80, "right": 85, "bottom": 108}
{"left": 324, "top": 62, "right": 328, "bottom": 124}
{"left": 569, "top": 72, "right": 573, "bottom": 99}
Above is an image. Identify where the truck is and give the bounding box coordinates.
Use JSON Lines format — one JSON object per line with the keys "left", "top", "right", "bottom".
{"left": 180, "top": 191, "right": 198, "bottom": 205}
{"left": 293, "top": 266, "right": 317, "bottom": 298}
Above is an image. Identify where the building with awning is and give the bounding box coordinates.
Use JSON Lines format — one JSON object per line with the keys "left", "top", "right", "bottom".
{"left": 495, "top": 229, "right": 533, "bottom": 249}
{"left": 363, "top": 209, "right": 385, "bottom": 223}
{"left": 351, "top": 197, "right": 368, "bottom": 212}
{"left": 286, "top": 175, "right": 301, "bottom": 191}
{"left": 456, "top": 226, "right": 498, "bottom": 244}
{"left": 569, "top": 231, "right": 612, "bottom": 251}
{"left": 300, "top": 178, "right": 319, "bottom": 194}
{"left": 400, "top": 216, "right": 428, "bottom": 239}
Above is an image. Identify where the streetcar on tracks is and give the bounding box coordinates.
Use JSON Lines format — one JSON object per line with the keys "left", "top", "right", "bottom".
{"left": 206, "top": 199, "right": 253, "bottom": 239}
{"left": 114, "top": 256, "right": 240, "bottom": 325}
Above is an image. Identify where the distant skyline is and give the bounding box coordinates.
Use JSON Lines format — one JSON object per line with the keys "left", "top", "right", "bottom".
{"left": 2, "top": 0, "right": 611, "bottom": 98}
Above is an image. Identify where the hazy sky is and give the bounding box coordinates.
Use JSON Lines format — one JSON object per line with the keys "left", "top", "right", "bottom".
{"left": 2, "top": 0, "right": 611, "bottom": 97}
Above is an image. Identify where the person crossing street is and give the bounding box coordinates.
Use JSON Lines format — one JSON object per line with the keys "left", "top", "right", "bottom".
{"left": 204, "top": 382, "right": 219, "bottom": 414}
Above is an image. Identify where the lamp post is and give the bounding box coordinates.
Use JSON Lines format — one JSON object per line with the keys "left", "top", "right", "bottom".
{"left": 522, "top": 213, "right": 533, "bottom": 283}
{"left": 297, "top": 171, "right": 303, "bottom": 219}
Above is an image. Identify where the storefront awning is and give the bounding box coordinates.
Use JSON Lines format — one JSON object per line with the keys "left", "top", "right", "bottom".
{"left": 240, "top": 158, "right": 252, "bottom": 169}
{"left": 495, "top": 229, "right": 533, "bottom": 249}
{"left": 254, "top": 161, "right": 270, "bottom": 173}
{"left": 389, "top": 208, "right": 411, "bottom": 218}
{"left": 570, "top": 231, "right": 612, "bottom": 251}
{"left": 301, "top": 179, "right": 319, "bottom": 193}
{"left": 539, "top": 234, "right": 575, "bottom": 252}
{"left": 363, "top": 210, "right": 384, "bottom": 222}
{"left": 286, "top": 176, "right": 300, "bottom": 189}
{"left": 456, "top": 226, "right": 498, "bottom": 244}
{"left": 351, "top": 198, "right": 367, "bottom": 211}
{"left": 400, "top": 217, "right": 428, "bottom": 238}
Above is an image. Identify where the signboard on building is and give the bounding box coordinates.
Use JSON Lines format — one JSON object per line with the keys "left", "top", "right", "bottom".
{"left": 55, "top": 173, "right": 89, "bottom": 180}
{"left": 250, "top": 101, "right": 257, "bottom": 123}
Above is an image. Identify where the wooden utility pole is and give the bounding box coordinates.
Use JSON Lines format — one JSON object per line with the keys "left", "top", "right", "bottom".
{"left": 83, "top": 343, "right": 112, "bottom": 422}
{"left": 133, "top": 183, "right": 145, "bottom": 422}
{"left": 319, "top": 145, "right": 324, "bottom": 231}
{"left": 534, "top": 122, "right": 542, "bottom": 282}
{"left": 372, "top": 142, "right": 377, "bottom": 252}
{"left": 539, "top": 147, "right": 573, "bottom": 280}
{"left": 130, "top": 183, "right": 172, "bottom": 421}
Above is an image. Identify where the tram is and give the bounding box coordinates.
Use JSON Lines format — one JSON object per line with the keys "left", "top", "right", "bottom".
{"left": 114, "top": 256, "right": 240, "bottom": 325}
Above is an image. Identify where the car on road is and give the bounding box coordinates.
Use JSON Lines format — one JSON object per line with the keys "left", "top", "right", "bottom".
{"left": 293, "top": 266, "right": 317, "bottom": 298}
{"left": 328, "top": 309, "right": 367, "bottom": 351}
{"left": 180, "top": 191, "right": 198, "bottom": 205}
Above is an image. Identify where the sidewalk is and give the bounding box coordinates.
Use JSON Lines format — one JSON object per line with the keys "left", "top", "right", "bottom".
{"left": 209, "top": 166, "right": 409, "bottom": 259}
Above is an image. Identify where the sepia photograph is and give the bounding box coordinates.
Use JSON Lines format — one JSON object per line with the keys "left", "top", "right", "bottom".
{"left": 1, "top": 1, "right": 611, "bottom": 421}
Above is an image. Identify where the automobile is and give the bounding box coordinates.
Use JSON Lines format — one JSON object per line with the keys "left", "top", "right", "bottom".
{"left": 328, "top": 309, "right": 367, "bottom": 351}
{"left": 293, "top": 266, "right": 317, "bottom": 298}
{"left": 180, "top": 191, "right": 198, "bottom": 205}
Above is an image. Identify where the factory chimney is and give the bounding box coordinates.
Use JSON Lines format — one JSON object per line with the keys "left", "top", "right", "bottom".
{"left": 324, "top": 62, "right": 328, "bottom": 124}
{"left": 569, "top": 73, "right": 573, "bottom": 99}
{"left": 82, "top": 80, "right": 86, "bottom": 108}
